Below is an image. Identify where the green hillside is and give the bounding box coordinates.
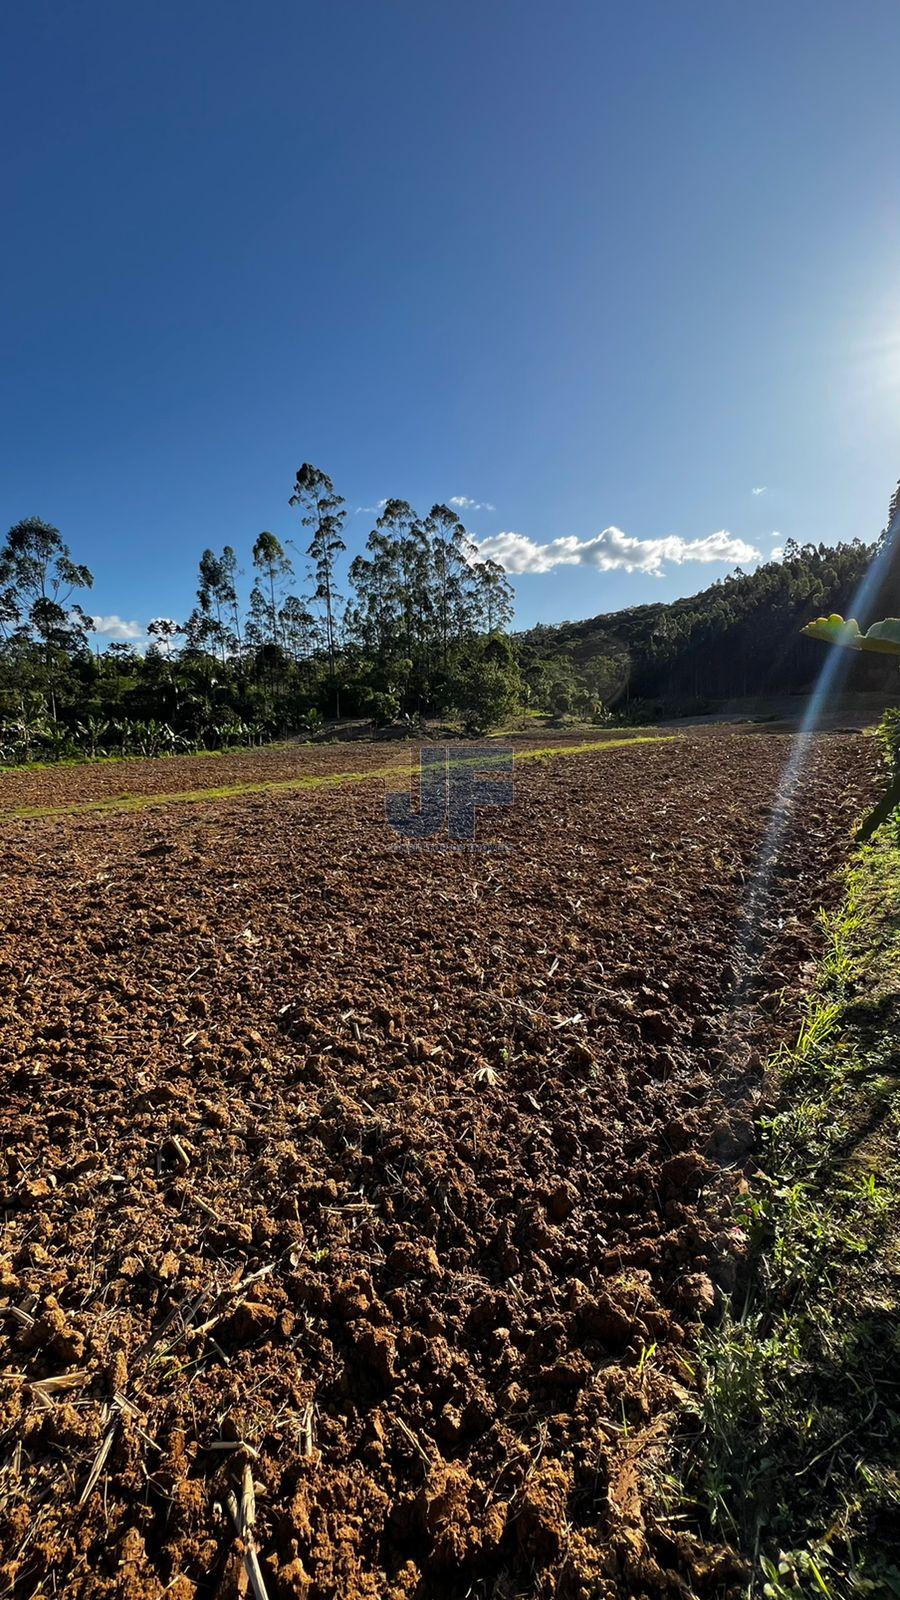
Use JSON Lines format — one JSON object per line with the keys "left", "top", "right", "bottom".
{"left": 516, "top": 533, "right": 900, "bottom": 709}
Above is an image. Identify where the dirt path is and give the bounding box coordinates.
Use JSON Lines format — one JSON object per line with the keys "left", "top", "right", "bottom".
{"left": 0, "top": 733, "right": 873, "bottom": 1599}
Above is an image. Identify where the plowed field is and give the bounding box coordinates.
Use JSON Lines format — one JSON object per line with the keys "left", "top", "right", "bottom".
{"left": 0, "top": 731, "right": 873, "bottom": 1599}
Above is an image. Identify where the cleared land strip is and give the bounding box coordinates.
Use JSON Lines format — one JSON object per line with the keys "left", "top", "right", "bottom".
{"left": 0, "top": 734, "right": 674, "bottom": 821}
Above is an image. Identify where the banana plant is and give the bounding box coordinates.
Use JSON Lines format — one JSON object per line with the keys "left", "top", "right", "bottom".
{"left": 75, "top": 716, "right": 110, "bottom": 759}
{"left": 801, "top": 612, "right": 900, "bottom": 838}
{"left": 801, "top": 614, "right": 900, "bottom": 656}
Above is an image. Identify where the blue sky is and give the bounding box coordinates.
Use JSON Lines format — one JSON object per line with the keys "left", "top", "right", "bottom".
{"left": 2, "top": 0, "right": 900, "bottom": 642}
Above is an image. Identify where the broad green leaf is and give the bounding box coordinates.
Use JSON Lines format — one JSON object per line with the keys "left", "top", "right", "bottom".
{"left": 865, "top": 618, "right": 900, "bottom": 651}
{"left": 801, "top": 613, "right": 900, "bottom": 656}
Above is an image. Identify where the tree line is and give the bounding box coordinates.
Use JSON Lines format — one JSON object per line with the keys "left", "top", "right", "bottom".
{"left": 2, "top": 462, "right": 897, "bottom": 764}
{"left": 0, "top": 464, "right": 523, "bottom": 762}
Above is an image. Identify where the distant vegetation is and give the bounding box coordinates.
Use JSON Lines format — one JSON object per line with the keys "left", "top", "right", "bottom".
{"left": 0, "top": 467, "right": 522, "bottom": 762}
{"left": 1, "top": 468, "right": 898, "bottom": 763}
{"left": 518, "top": 528, "right": 900, "bottom": 711}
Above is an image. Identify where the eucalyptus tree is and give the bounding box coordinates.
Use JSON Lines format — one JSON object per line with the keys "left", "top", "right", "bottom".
{"left": 221, "top": 546, "right": 244, "bottom": 655}
{"left": 347, "top": 500, "right": 431, "bottom": 673}
{"left": 0, "top": 517, "right": 94, "bottom": 720}
{"left": 147, "top": 619, "right": 183, "bottom": 658}
{"left": 424, "top": 503, "right": 478, "bottom": 666}
{"left": 346, "top": 528, "right": 399, "bottom": 664}
{"left": 190, "top": 546, "right": 241, "bottom": 662}
{"left": 471, "top": 557, "right": 515, "bottom": 635}
{"left": 385, "top": 499, "right": 432, "bottom": 670}
{"left": 279, "top": 593, "right": 319, "bottom": 667}
{"left": 249, "top": 531, "right": 293, "bottom": 649}
{"left": 0, "top": 576, "right": 18, "bottom": 641}
{"left": 289, "top": 464, "right": 346, "bottom": 709}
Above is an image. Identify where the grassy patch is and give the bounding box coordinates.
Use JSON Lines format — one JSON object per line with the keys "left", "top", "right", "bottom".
{"left": 512, "top": 734, "right": 670, "bottom": 763}
{"left": 674, "top": 825, "right": 900, "bottom": 1595}
{"left": 1, "top": 734, "right": 675, "bottom": 822}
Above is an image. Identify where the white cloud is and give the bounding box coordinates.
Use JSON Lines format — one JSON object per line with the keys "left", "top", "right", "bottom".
{"left": 752, "top": 485, "right": 767, "bottom": 496}
{"left": 771, "top": 530, "right": 781, "bottom": 540}
{"left": 472, "top": 526, "right": 761, "bottom": 577}
{"left": 449, "top": 495, "right": 496, "bottom": 512}
{"left": 770, "top": 547, "right": 784, "bottom": 563}
{"left": 91, "top": 614, "right": 144, "bottom": 641}
{"left": 356, "top": 494, "right": 497, "bottom": 517}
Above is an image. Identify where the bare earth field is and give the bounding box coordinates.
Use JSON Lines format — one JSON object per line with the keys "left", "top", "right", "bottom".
{"left": 0, "top": 732, "right": 874, "bottom": 1599}
{"left": 0, "top": 731, "right": 656, "bottom": 819}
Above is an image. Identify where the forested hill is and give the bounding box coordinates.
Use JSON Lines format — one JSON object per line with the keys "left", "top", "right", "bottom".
{"left": 516, "top": 537, "right": 900, "bottom": 706}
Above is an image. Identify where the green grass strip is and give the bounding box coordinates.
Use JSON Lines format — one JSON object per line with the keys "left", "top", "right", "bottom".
{"left": 1, "top": 734, "right": 674, "bottom": 822}
{"left": 672, "top": 796, "right": 900, "bottom": 1595}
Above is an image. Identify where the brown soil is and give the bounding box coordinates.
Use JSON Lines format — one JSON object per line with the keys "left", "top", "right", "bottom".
{"left": 0, "top": 730, "right": 656, "bottom": 816}
{"left": 0, "top": 740, "right": 411, "bottom": 815}
{"left": 0, "top": 732, "right": 873, "bottom": 1598}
